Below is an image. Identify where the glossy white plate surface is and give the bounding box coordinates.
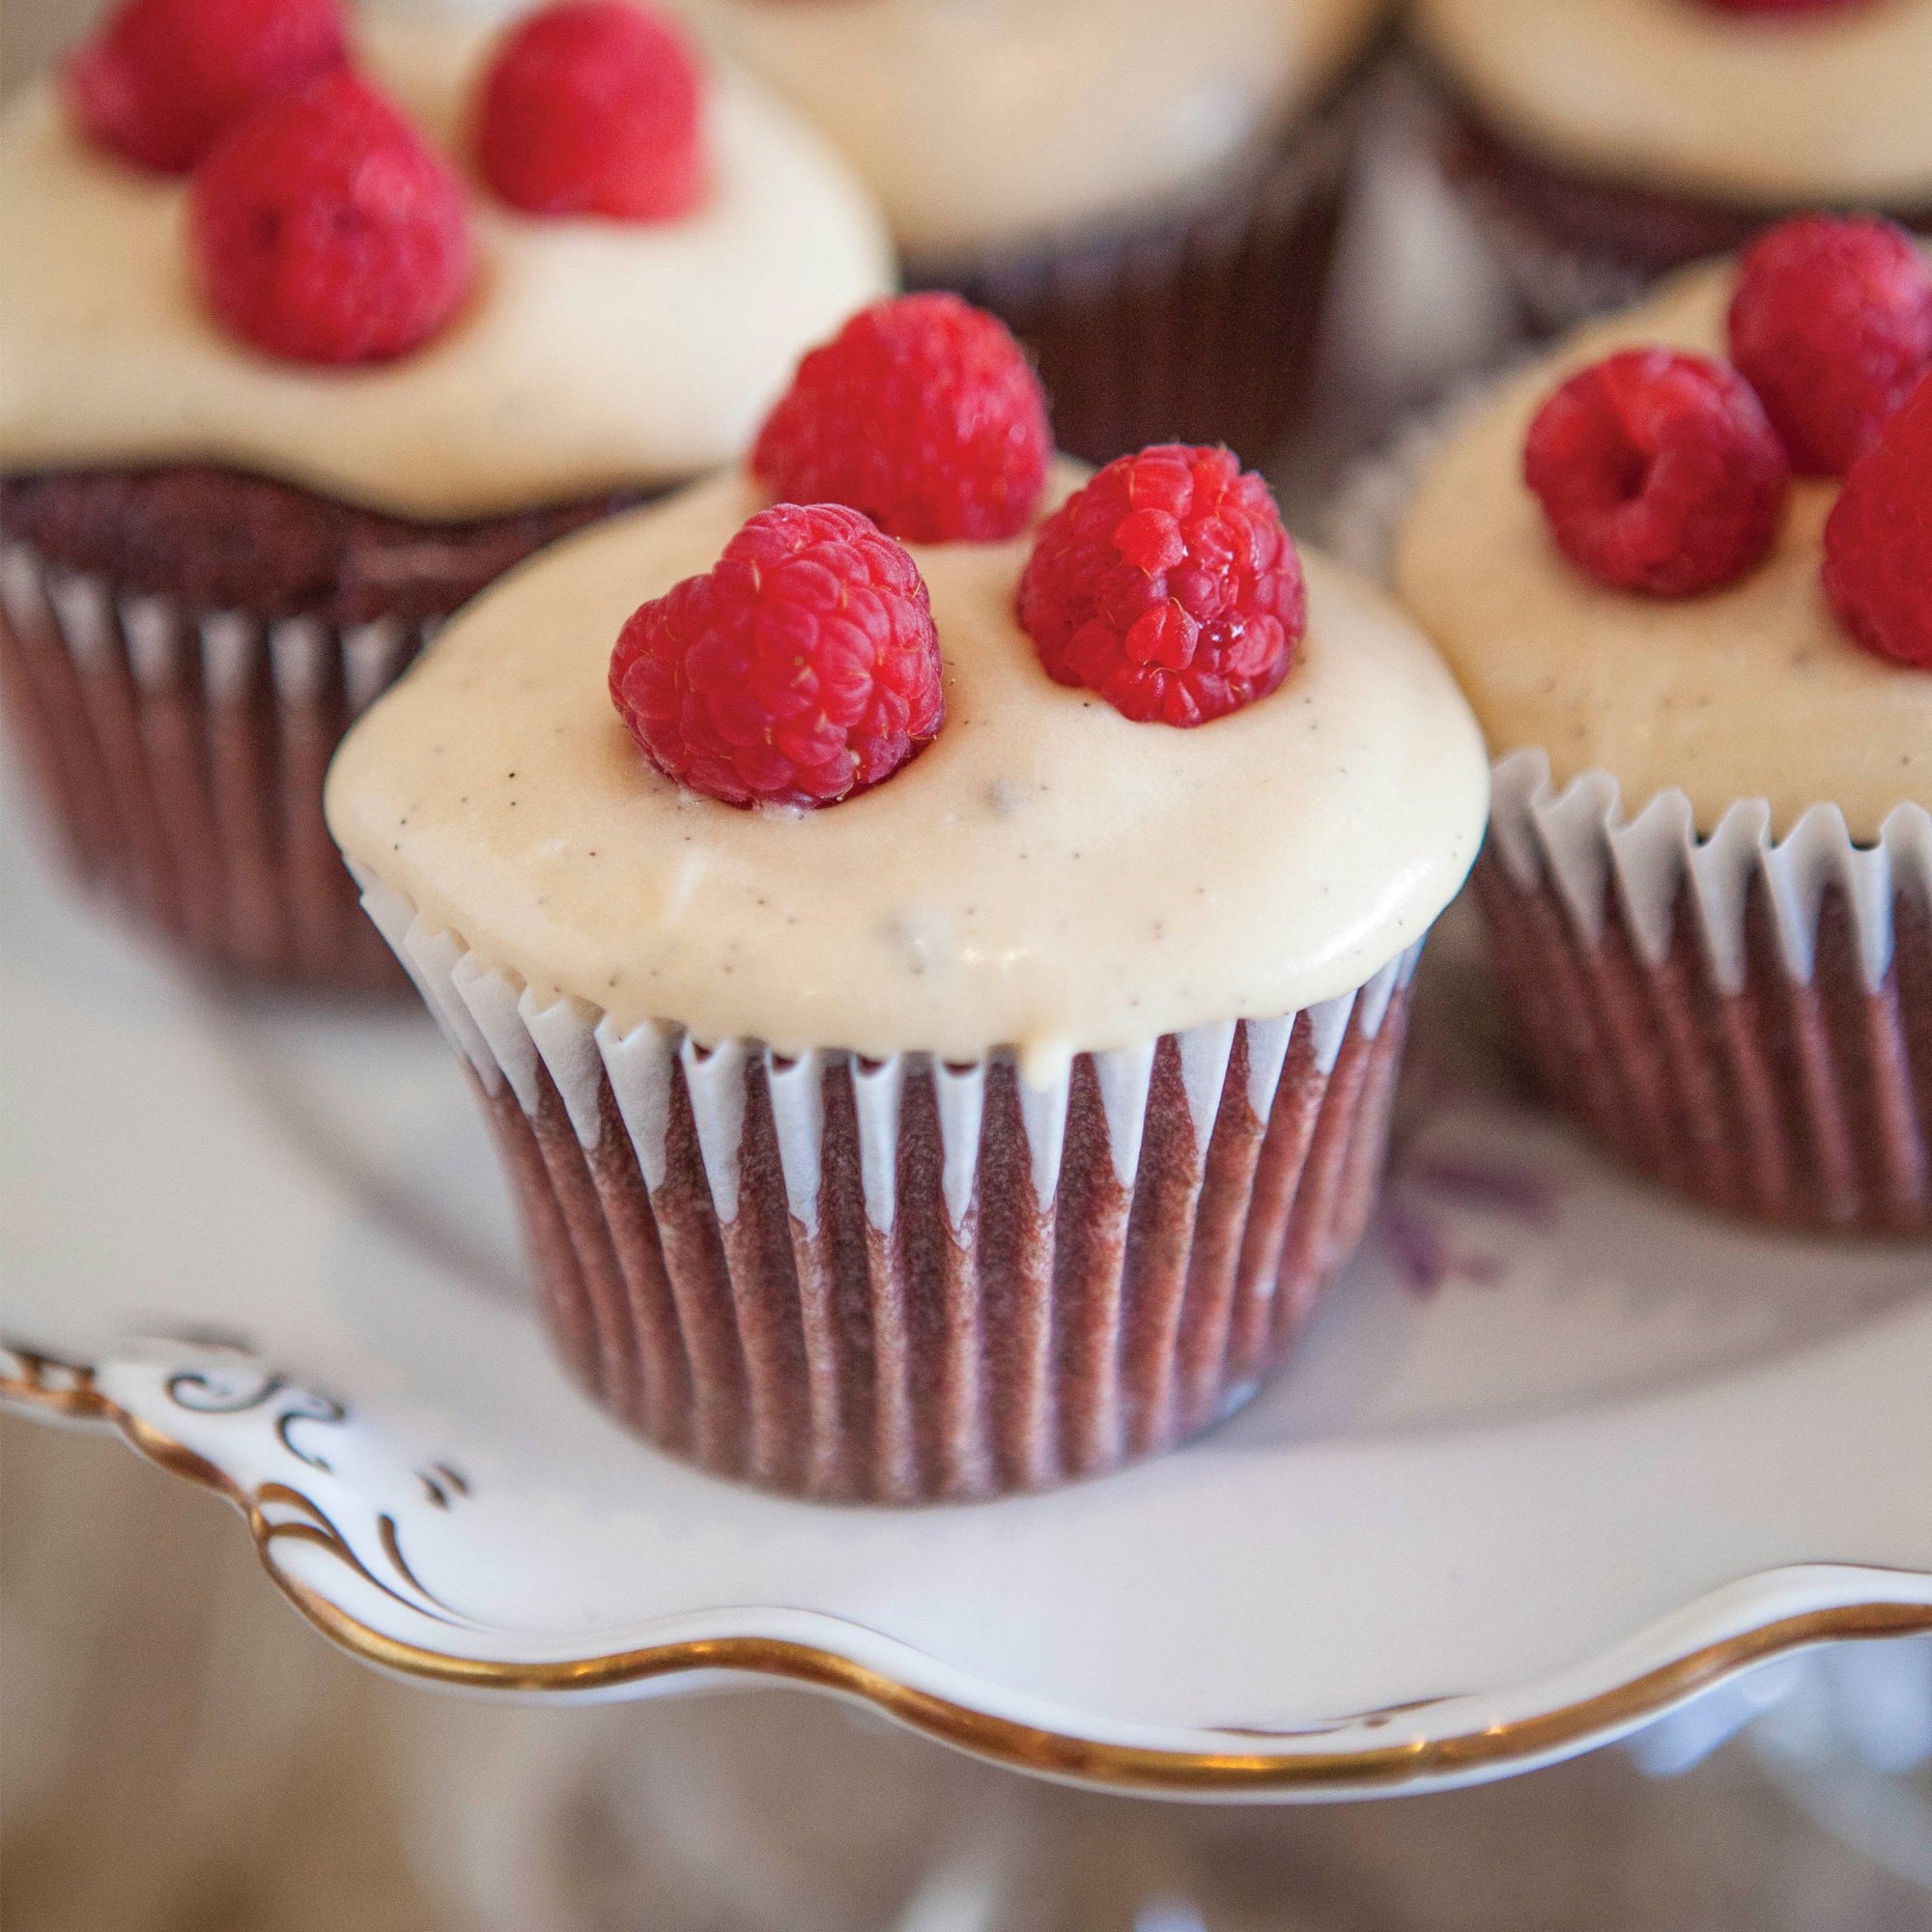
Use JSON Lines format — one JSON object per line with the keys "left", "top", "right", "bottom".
{"left": 4, "top": 800, "right": 1929, "bottom": 1800}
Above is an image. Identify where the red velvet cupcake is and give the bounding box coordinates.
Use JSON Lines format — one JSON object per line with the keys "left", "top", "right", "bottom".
{"left": 1395, "top": 225, "right": 1932, "bottom": 1233}
{"left": 325, "top": 298, "right": 1490, "bottom": 1500}
{"left": 0, "top": 0, "right": 890, "bottom": 986}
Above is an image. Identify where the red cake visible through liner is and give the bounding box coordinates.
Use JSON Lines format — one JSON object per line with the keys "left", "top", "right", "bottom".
{"left": 460, "top": 980, "right": 1414, "bottom": 1502}
{"left": 0, "top": 466, "right": 647, "bottom": 984}
{"left": 1475, "top": 837, "right": 1930, "bottom": 1236}
{"left": 1462, "top": 460, "right": 1929, "bottom": 1228}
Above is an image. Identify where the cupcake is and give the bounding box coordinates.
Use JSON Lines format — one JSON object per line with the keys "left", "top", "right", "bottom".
{"left": 326, "top": 295, "right": 1489, "bottom": 1500}
{"left": 675, "top": 0, "right": 1391, "bottom": 466}
{"left": 0, "top": 0, "right": 891, "bottom": 987}
{"left": 1412, "top": 0, "right": 1932, "bottom": 331}
{"left": 1395, "top": 218, "right": 1932, "bottom": 1234}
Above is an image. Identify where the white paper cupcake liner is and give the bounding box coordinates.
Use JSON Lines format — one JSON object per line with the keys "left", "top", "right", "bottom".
{"left": 1491, "top": 753, "right": 1932, "bottom": 999}
{"left": 1484, "top": 753, "right": 1931, "bottom": 1232}
{"left": 0, "top": 538, "right": 424, "bottom": 985}
{"left": 354, "top": 867, "right": 1425, "bottom": 1501}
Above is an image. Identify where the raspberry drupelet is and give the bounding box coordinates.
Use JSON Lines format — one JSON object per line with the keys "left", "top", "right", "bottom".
{"left": 1728, "top": 214, "right": 1932, "bottom": 477}
{"left": 189, "top": 70, "right": 475, "bottom": 366}
{"left": 1824, "top": 372, "right": 1932, "bottom": 671}
{"left": 477, "top": 0, "right": 705, "bottom": 222}
{"left": 1016, "top": 444, "right": 1304, "bottom": 726}
{"left": 753, "top": 295, "right": 1051, "bottom": 544}
{"left": 64, "top": 0, "right": 348, "bottom": 175}
{"left": 610, "top": 502, "right": 946, "bottom": 809}
{"left": 1523, "top": 349, "right": 1790, "bottom": 597}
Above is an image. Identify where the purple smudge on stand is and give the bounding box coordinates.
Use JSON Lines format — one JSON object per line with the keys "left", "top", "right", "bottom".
{"left": 1403, "top": 1155, "right": 1557, "bottom": 1225}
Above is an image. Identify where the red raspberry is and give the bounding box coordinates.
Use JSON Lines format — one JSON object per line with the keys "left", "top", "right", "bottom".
{"left": 753, "top": 295, "right": 1051, "bottom": 544}
{"left": 610, "top": 502, "right": 946, "bottom": 809}
{"left": 189, "top": 71, "right": 474, "bottom": 366}
{"left": 1823, "top": 372, "right": 1932, "bottom": 670}
{"left": 477, "top": 2, "right": 704, "bottom": 222}
{"left": 1523, "top": 350, "right": 1790, "bottom": 597}
{"left": 1015, "top": 445, "right": 1304, "bottom": 727}
{"left": 1728, "top": 215, "right": 1932, "bottom": 477}
{"left": 64, "top": 0, "right": 347, "bottom": 175}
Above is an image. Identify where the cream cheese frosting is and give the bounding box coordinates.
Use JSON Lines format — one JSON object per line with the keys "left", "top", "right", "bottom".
{"left": 1414, "top": 0, "right": 1932, "bottom": 208}
{"left": 327, "top": 466, "right": 1490, "bottom": 1072}
{"left": 670, "top": 0, "right": 1386, "bottom": 258}
{"left": 0, "top": 13, "right": 894, "bottom": 520}
{"left": 1394, "top": 261, "right": 1932, "bottom": 843}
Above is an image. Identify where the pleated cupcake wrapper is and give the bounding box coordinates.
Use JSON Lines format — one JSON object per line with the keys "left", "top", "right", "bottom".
{"left": 0, "top": 538, "right": 421, "bottom": 986}
{"left": 1485, "top": 750, "right": 1932, "bottom": 1233}
{"left": 355, "top": 868, "right": 1422, "bottom": 1502}
{"left": 918, "top": 75, "right": 1360, "bottom": 468}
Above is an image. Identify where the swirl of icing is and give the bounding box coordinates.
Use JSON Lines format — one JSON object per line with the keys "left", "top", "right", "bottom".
{"left": 0, "top": 13, "right": 895, "bottom": 519}
{"left": 1395, "top": 260, "right": 1932, "bottom": 842}
{"left": 1414, "top": 0, "right": 1932, "bottom": 208}
{"left": 673, "top": 0, "right": 1387, "bottom": 259}
{"left": 327, "top": 465, "right": 1490, "bottom": 1071}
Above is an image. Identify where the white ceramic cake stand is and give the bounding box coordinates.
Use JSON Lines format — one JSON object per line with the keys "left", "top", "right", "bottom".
{"left": 3, "top": 790, "right": 1929, "bottom": 1804}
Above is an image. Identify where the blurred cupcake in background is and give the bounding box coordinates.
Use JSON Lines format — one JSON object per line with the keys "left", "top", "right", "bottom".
{"left": 326, "top": 294, "right": 1491, "bottom": 1501}
{"left": 0, "top": 0, "right": 891, "bottom": 987}
{"left": 678, "top": 0, "right": 1392, "bottom": 466}
{"left": 1394, "top": 218, "right": 1932, "bottom": 1233}
{"left": 1410, "top": 0, "right": 1932, "bottom": 331}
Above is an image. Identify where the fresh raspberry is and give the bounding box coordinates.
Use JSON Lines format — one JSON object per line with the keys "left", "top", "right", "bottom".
{"left": 64, "top": 0, "right": 347, "bottom": 175}
{"left": 1015, "top": 445, "right": 1304, "bottom": 727}
{"left": 1523, "top": 350, "right": 1790, "bottom": 596}
{"left": 477, "top": 1, "right": 704, "bottom": 222}
{"left": 753, "top": 295, "right": 1051, "bottom": 544}
{"left": 1823, "top": 372, "right": 1932, "bottom": 670}
{"left": 189, "top": 71, "right": 475, "bottom": 366}
{"left": 610, "top": 503, "right": 946, "bottom": 809}
{"left": 1728, "top": 215, "right": 1932, "bottom": 476}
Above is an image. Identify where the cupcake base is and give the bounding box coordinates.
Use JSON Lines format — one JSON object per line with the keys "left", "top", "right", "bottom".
{"left": 361, "top": 871, "right": 1420, "bottom": 1503}
{"left": 915, "top": 74, "right": 1366, "bottom": 468}
{"left": 1429, "top": 90, "right": 1932, "bottom": 333}
{"left": 1482, "top": 753, "right": 1931, "bottom": 1236}
{"left": 0, "top": 468, "right": 643, "bottom": 987}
